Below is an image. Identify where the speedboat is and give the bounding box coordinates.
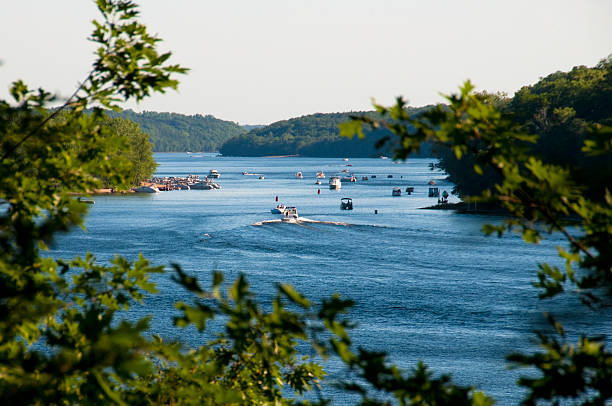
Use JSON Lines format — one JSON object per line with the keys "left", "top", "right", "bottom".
{"left": 316, "top": 171, "right": 325, "bottom": 179}
{"left": 329, "top": 176, "right": 341, "bottom": 190}
{"left": 208, "top": 169, "right": 221, "bottom": 178}
{"left": 271, "top": 204, "right": 286, "bottom": 214}
{"left": 281, "top": 207, "right": 299, "bottom": 222}
{"left": 392, "top": 187, "right": 401, "bottom": 196}
{"left": 340, "top": 198, "right": 353, "bottom": 210}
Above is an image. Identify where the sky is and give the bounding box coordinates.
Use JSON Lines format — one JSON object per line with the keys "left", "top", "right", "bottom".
{"left": 1, "top": 0, "right": 611, "bottom": 125}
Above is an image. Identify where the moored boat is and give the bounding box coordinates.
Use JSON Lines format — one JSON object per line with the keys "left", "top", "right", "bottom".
{"left": 133, "top": 185, "right": 160, "bottom": 193}
{"left": 340, "top": 197, "right": 353, "bottom": 210}
{"left": 329, "top": 176, "right": 341, "bottom": 190}
{"left": 392, "top": 187, "right": 401, "bottom": 196}
{"left": 78, "top": 197, "right": 95, "bottom": 204}
{"left": 191, "top": 182, "right": 214, "bottom": 190}
{"left": 208, "top": 169, "right": 221, "bottom": 178}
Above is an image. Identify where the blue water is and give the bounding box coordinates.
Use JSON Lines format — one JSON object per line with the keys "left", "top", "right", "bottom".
{"left": 51, "top": 153, "right": 611, "bottom": 405}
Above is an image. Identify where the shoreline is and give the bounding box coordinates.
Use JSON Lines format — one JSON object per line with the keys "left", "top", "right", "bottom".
{"left": 420, "top": 201, "right": 507, "bottom": 215}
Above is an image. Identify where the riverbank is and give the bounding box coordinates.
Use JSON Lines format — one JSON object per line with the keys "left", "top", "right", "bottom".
{"left": 420, "top": 201, "right": 507, "bottom": 214}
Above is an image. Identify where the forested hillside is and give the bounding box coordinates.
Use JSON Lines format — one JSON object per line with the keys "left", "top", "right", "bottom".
{"left": 436, "top": 58, "right": 612, "bottom": 198}
{"left": 104, "top": 110, "right": 247, "bottom": 152}
{"left": 219, "top": 109, "right": 433, "bottom": 157}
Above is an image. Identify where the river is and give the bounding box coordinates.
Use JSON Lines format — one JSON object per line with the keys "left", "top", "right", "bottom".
{"left": 51, "top": 153, "right": 611, "bottom": 405}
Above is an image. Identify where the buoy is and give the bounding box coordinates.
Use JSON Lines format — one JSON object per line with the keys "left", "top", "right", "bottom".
{"left": 374, "top": 209, "right": 378, "bottom": 214}
{"left": 275, "top": 195, "right": 278, "bottom": 202}
{"left": 317, "top": 189, "right": 320, "bottom": 195}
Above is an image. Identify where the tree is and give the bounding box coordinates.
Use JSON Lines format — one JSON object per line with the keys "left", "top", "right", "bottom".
{"left": 428, "top": 61, "right": 612, "bottom": 199}
{"left": 104, "top": 117, "right": 157, "bottom": 186}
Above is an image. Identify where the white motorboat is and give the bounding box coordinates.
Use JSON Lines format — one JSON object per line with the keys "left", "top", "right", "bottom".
{"left": 281, "top": 207, "right": 299, "bottom": 222}
{"left": 78, "top": 197, "right": 95, "bottom": 204}
{"left": 271, "top": 204, "right": 286, "bottom": 214}
{"left": 191, "top": 182, "right": 214, "bottom": 190}
{"left": 133, "top": 185, "right": 160, "bottom": 193}
{"left": 316, "top": 171, "right": 325, "bottom": 179}
{"left": 329, "top": 176, "right": 341, "bottom": 190}
{"left": 208, "top": 169, "right": 221, "bottom": 178}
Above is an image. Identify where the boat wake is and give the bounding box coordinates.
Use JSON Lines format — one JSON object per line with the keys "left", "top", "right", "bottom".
{"left": 252, "top": 217, "right": 351, "bottom": 227}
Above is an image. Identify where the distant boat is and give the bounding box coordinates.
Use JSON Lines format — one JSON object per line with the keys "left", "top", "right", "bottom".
{"left": 380, "top": 156, "right": 388, "bottom": 159}
{"left": 392, "top": 187, "right": 401, "bottom": 197}
{"left": 191, "top": 182, "right": 215, "bottom": 190}
{"left": 343, "top": 158, "right": 349, "bottom": 161}
{"left": 259, "top": 176, "right": 265, "bottom": 180}
{"left": 340, "top": 175, "right": 356, "bottom": 183}
{"left": 340, "top": 197, "right": 353, "bottom": 210}
{"left": 315, "top": 179, "right": 322, "bottom": 185}
{"left": 271, "top": 204, "right": 286, "bottom": 214}
{"left": 329, "top": 176, "right": 341, "bottom": 190}
{"left": 133, "top": 185, "right": 160, "bottom": 193}
{"left": 78, "top": 197, "right": 95, "bottom": 204}
{"left": 208, "top": 169, "right": 221, "bottom": 178}
{"left": 316, "top": 171, "right": 325, "bottom": 179}
{"left": 295, "top": 172, "right": 303, "bottom": 179}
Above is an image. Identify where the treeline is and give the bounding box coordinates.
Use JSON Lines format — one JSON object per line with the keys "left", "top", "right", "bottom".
{"left": 103, "top": 109, "right": 247, "bottom": 152}
{"left": 438, "top": 57, "right": 612, "bottom": 199}
{"left": 219, "top": 110, "right": 434, "bottom": 157}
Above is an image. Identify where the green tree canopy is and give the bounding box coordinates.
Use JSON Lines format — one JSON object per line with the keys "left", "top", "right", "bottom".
{"left": 103, "top": 116, "right": 157, "bottom": 186}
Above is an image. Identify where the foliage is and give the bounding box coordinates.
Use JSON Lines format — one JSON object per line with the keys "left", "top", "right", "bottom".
{"left": 103, "top": 116, "right": 157, "bottom": 186}
{"left": 342, "top": 74, "right": 612, "bottom": 404}
{"left": 0, "top": 1, "right": 487, "bottom": 405}
{"left": 431, "top": 60, "right": 612, "bottom": 199}
{"left": 0, "top": 0, "right": 183, "bottom": 403}
{"left": 219, "top": 111, "right": 434, "bottom": 158}
{"left": 104, "top": 109, "right": 247, "bottom": 152}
